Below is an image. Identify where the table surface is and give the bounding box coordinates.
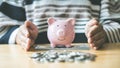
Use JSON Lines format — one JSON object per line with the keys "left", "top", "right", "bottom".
{"left": 0, "top": 43, "right": 120, "bottom": 68}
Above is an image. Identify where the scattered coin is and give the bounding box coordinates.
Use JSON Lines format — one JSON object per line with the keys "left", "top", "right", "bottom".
{"left": 30, "top": 50, "right": 96, "bottom": 63}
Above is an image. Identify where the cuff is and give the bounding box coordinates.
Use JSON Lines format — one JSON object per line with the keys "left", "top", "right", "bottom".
{"left": 8, "top": 28, "right": 19, "bottom": 44}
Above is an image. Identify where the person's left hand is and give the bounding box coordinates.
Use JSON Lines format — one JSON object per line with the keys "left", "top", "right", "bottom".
{"left": 85, "top": 18, "right": 107, "bottom": 50}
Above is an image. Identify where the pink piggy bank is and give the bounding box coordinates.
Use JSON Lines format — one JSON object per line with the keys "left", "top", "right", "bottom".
{"left": 47, "top": 17, "right": 75, "bottom": 48}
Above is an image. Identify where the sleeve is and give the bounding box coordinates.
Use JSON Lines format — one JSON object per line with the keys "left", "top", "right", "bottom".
{"left": 0, "top": 26, "right": 19, "bottom": 44}
{"left": 100, "top": 0, "right": 120, "bottom": 43}
{"left": 0, "top": 1, "right": 26, "bottom": 44}
{"left": 8, "top": 27, "right": 19, "bottom": 44}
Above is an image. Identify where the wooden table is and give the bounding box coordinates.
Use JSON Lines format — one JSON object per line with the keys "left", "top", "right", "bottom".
{"left": 0, "top": 43, "right": 120, "bottom": 68}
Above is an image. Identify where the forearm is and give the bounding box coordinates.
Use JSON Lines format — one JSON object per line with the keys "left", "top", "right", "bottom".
{"left": 100, "top": 0, "right": 120, "bottom": 43}
{"left": 103, "top": 21, "right": 120, "bottom": 43}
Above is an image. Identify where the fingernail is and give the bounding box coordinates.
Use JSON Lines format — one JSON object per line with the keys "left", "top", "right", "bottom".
{"left": 89, "top": 44, "right": 93, "bottom": 48}
{"left": 93, "top": 47, "right": 97, "bottom": 50}
{"left": 26, "top": 38, "right": 29, "bottom": 43}
{"left": 26, "top": 33, "right": 29, "bottom": 37}
{"left": 26, "top": 45, "right": 30, "bottom": 51}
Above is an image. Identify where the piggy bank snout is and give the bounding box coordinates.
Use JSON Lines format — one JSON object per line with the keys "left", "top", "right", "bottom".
{"left": 57, "top": 29, "right": 66, "bottom": 37}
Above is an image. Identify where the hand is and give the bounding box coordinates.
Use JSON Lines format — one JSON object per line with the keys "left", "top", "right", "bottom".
{"left": 85, "top": 18, "right": 107, "bottom": 50}
{"left": 15, "top": 21, "right": 38, "bottom": 51}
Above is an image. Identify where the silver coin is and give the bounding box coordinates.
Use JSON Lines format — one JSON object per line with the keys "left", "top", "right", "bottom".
{"left": 31, "top": 52, "right": 42, "bottom": 58}
{"left": 30, "top": 50, "right": 96, "bottom": 63}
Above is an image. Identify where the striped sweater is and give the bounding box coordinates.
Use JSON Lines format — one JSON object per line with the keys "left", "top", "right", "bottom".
{"left": 0, "top": 0, "right": 120, "bottom": 44}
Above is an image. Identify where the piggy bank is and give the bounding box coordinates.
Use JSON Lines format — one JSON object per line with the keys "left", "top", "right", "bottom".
{"left": 47, "top": 17, "right": 75, "bottom": 48}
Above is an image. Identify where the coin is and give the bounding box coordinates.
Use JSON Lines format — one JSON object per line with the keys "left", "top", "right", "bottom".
{"left": 30, "top": 50, "right": 96, "bottom": 63}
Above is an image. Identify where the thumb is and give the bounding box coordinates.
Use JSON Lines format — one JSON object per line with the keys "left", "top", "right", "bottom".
{"left": 24, "top": 20, "right": 38, "bottom": 40}
{"left": 25, "top": 20, "right": 38, "bottom": 34}
{"left": 25, "top": 20, "right": 36, "bottom": 29}
{"left": 24, "top": 21, "right": 32, "bottom": 37}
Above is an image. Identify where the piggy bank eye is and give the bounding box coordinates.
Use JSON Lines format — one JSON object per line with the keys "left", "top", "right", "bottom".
{"left": 64, "top": 25, "right": 67, "bottom": 27}
{"left": 57, "top": 25, "right": 59, "bottom": 27}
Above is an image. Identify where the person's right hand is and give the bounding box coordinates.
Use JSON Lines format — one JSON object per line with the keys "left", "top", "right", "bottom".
{"left": 15, "top": 21, "right": 38, "bottom": 51}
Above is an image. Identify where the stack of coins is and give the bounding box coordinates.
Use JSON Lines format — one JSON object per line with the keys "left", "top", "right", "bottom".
{"left": 31, "top": 50, "right": 96, "bottom": 63}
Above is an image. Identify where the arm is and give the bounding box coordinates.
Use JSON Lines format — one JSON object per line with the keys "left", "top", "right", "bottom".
{"left": 0, "top": 26, "right": 19, "bottom": 44}
{"left": 100, "top": 0, "right": 120, "bottom": 43}
{"left": 0, "top": 1, "right": 38, "bottom": 51}
{"left": 0, "top": 1, "right": 25, "bottom": 44}
{"left": 85, "top": 0, "right": 120, "bottom": 50}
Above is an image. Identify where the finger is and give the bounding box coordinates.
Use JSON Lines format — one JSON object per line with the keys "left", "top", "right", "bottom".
{"left": 87, "top": 25, "right": 102, "bottom": 38}
{"left": 18, "top": 37, "right": 28, "bottom": 50}
{"left": 19, "top": 25, "right": 29, "bottom": 37}
{"left": 16, "top": 33, "right": 28, "bottom": 46}
{"left": 15, "top": 29, "right": 26, "bottom": 45}
{"left": 89, "top": 43, "right": 95, "bottom": 49}
{"left": 25, "top": 38, "right": 32, "bottom": 51}
{"left": 86, "top": 25, "right": 98, "bottom": 38}
{"left": 88, "top": 31, "right": 105, "bottom": 50}
{"left": 28, "top": 29, "right": 37, "bottom": 40}
{"left": 18, "top": 37, "right": 32, "bottom": 51}
{"left": 16, "top": 30, "right": 32, "bottom": 50}
{"left": 18, "top": 33, "right": 29, "bottom": 44}
{"left": 21, "top": 39, "right": 30, "bottom": 51}
{"left": 85, "top": 18, "right": 99, "bottom": 37}
{"left": 88, "top": 30, "right": 104, "bottom": 43}
{"left": 92, "top": 38, "right": 105, "bottom": 50}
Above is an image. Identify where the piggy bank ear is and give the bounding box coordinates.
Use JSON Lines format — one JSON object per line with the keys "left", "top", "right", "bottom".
{"left": 66, "top": 18, "right": 75, "bottom": 25}
{"left": 47, "top": 17, "right": 56, "bottom": 25}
